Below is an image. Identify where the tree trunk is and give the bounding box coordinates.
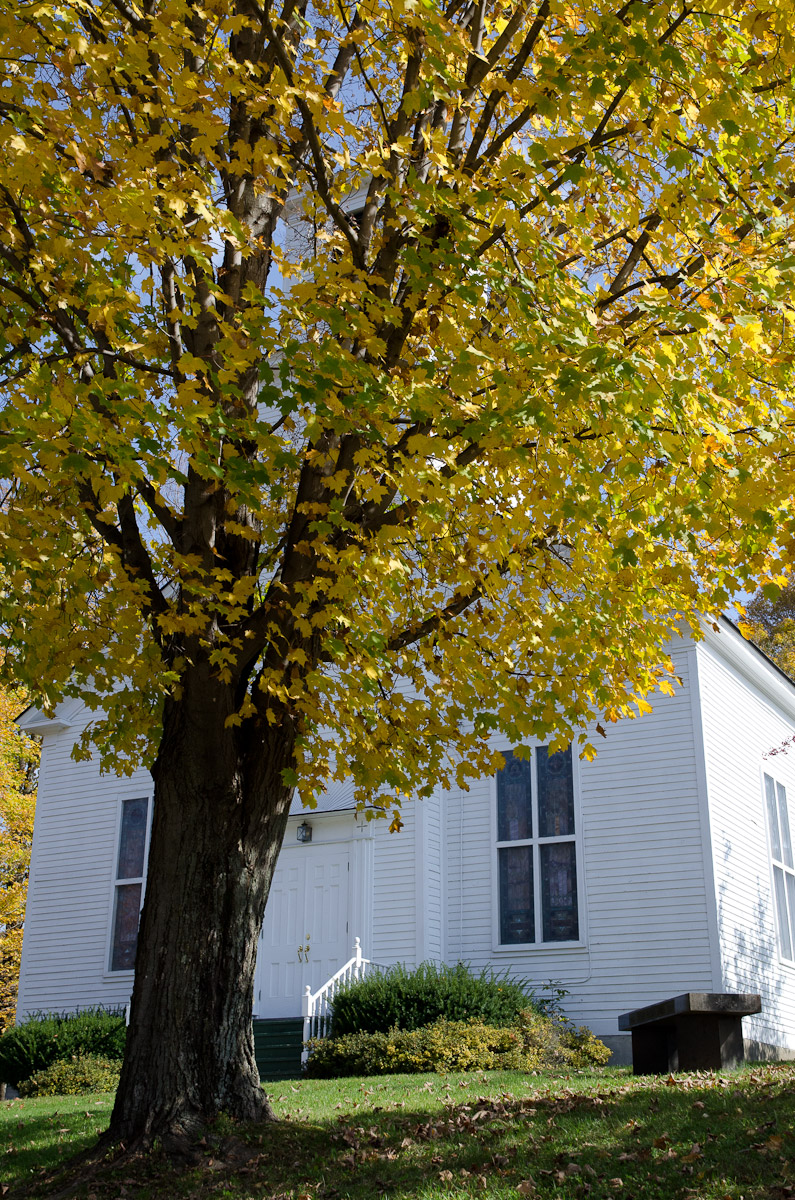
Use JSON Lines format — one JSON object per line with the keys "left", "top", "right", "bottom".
{"left": 107, "top": 678, "right": 295, "bottom": 1144}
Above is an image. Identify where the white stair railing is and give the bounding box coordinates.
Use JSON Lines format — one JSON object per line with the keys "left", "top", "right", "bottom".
{"left": 301, "top": 937, "right": 386, "bottom": 1060}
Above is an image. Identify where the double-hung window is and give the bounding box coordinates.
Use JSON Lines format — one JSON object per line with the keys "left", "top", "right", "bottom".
{"left": 496, "top": 746, "right": 580, "bottom": 945}
{"left": 109, "top": 796, "right": 150, "bottom": 972}
{"left": 764, "top": 773, "right": 795, "bottom": 963}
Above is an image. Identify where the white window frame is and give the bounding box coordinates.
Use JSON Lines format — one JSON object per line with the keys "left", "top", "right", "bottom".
{"left": 763, "top": 771, "right": 795, "bottom": 966}
{"left": 492, "top": 746, "right": 586, "bottom": 951}
{"left": 104, "top": 794, "right": 153, "bottom": 976}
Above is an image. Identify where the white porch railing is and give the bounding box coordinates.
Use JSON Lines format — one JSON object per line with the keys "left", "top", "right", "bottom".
{"left": 301, "top": 937, "right": 386, "bottom": 1059}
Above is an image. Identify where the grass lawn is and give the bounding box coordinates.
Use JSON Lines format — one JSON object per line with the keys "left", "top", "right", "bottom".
{"left": 3, "top": 1064, "right": 795, "bottom": 1198}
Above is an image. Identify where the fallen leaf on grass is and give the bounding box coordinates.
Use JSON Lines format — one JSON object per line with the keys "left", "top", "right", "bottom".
{"left": 517, "top": 1180, "right": 536, "bottom": 1195}
{"left": 681, "top": 1144, "right": 703, "bottom": 1163}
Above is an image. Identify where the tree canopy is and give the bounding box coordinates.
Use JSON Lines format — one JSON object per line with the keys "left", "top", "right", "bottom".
{"left": 1, "top": 0, "right": 795, "bottom": 1143}
{"left": 2, "top": 0, "right": 794, "bottom": 792}
{"left": 0, "top": 681, "right": 38, "bottom": 1033}
{"left": 740, "top": 579, "right": 795, "bottom": 678}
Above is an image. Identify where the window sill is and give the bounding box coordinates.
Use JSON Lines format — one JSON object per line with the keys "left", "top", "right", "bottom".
{"left": 492, "top": 941, "right": 587, "bottom": 953}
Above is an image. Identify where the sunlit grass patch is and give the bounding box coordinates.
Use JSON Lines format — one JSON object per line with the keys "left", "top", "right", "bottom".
{"left": 0, "top": 1092, "right": 114, "bottom": 1187}
{"left": 4, "top": 1065, "right": 795, "bottom": 1199}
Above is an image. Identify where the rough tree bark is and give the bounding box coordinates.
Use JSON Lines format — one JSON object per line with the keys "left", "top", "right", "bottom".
{"left": 108, "top": 667, "right": 295, "bottom": 1142}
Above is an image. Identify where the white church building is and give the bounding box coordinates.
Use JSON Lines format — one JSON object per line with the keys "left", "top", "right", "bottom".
{"left": 16, "top": 617, "right": 795, "bottom": 1063}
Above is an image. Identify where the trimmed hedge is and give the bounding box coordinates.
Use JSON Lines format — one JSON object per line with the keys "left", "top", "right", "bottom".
{"left": 330, "top": 962, "right": 536, "bottom": 1037}
{"left": 0, "top": 1009, "right": 126, "bottom": 1088}
{"left": 305, "top": 1010, "right": 611, "bottom": 1077}
{"left": 18, "top": 1054, "right": 122, "bottom": 1097}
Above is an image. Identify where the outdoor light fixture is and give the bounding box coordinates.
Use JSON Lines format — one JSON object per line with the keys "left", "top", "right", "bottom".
{"left": 297, "top": 821, "right": 312, "bottom": 843}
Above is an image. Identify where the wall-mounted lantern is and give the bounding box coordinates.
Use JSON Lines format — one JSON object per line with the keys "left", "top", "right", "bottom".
{"left": 297, "top": 821, "right": 313, "bottom": 843}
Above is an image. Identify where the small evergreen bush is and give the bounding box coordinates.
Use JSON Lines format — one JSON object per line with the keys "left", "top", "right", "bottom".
{"left": 330, "top": 961, "right": 536, "bottom": 1036}
{"left": 0, "top": 1008, "right": 126, "bottom": 1088}
{"left": 18, "top": 1053, "right": 121, "bottom": 1097}
{"left": 305, "top": 1010, "right": 610, "bottom": 1077}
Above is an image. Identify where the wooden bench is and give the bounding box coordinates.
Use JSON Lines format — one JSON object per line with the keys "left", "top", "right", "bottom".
{"left": 618, "top": 992, "right": 761, "bottom": 1074}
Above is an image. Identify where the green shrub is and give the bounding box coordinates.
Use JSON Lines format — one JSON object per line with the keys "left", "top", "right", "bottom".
{"left": 18, "top": 1054, "right": 121, "bottom": 1097}
{"left": 305, "top": 1011, "right": 610, "bottom": 1077}
{"left": 330, "top": 962, "right": 537, "bottom": 1036}
{"left": 560, "top": 1024, "right": 613, "bottom": 1068}
{"left": 0, "top": 1008, "right": 126, "bottom": 1088}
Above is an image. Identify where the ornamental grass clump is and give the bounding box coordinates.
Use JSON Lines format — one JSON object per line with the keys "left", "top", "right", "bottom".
{"left": 329, "top": 961, "right": 536, "bottom": 1037}
{"left": 0, "top": 1008, "right": 126, "bottom": 1088}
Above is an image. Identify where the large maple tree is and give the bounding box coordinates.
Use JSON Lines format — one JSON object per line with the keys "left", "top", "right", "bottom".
{"left": 1, "top": 0, "right": 795, "bottom": 1144}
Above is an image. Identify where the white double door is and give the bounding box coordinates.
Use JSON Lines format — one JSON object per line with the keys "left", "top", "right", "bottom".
{"left": 254, "top": 840, "right": 351, "bottom": 1017}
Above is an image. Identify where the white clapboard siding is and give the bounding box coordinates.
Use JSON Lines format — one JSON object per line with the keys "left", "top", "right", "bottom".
{"left": 695, "top": 628, "right": 795, "bottom": 1052}
{"left": 17, "top": 715, "right": 152, "bottom": 1017}
{"left": 370, "top": 806, "right": 418, "bottom": 965}
{"left": 20, "top": 620, "right": 795, "bottom": 1054}
{"left": 420, "top": 792, "right": 445, "bottom": 963}
{"left": 443, "top": 643, "right": 714, "bottom": 1039}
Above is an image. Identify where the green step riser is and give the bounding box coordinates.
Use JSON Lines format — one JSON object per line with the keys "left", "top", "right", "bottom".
{"left": 253, "top": 1019, "right": 305, "bottom": 1080}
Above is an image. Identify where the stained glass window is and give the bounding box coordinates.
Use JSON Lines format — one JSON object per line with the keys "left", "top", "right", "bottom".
{"left": 537, "top": 746, "right": 575, "bottom": 837}
{"left": 497, "top": 753, "right": 532, "bottom": 842}
{"left": 496, "top": 747, "right": 579, "bottom": 945}
{"left": 111, "top": 883, "right": 143, "bottom": 971}
{"left": 499, "top": 846, "right": 534, "bottom": 944}
{"left": 117, "top": 797, "right": 148, "bottom": 880}
{"left": 110, "top": 797, "right": 150, "bottom": 971}
{"left": 540, "top": 842, "right": 578, "bottom": 942}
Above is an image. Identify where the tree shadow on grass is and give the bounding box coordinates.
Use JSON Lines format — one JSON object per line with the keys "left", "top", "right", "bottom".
{"left": 12, "top": 1067, "right": 795, "bottom": 1200}
{"left": 1, "top": 1104, "right": 110, "bottom": 1195}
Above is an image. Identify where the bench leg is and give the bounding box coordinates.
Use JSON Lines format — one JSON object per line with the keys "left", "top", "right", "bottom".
{"left": 631, "top": 1025, "right": 676, "bottom": 1075}
{"left": 675, "top": 1015, "right": 745, "bottom": 1071}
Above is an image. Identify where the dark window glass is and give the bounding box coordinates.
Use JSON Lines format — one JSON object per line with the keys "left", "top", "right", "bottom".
{"left": 117, "top": 797, "right": 148, "bottom": 880}
{"left": 537, "top": 746, "right": 574, "bottom": 838}
{"left": 497, "top": 753, "right": 533, "bottom": 842}
{"left": 774, "top": 867, "right": 793, "bottom": 960}
{"left": 540, "top": 842, "right": 578, "bottom": 941}
{"left": 778, "top": 782, "right": 794, "bottom": 869}
{"left": 499, "top": 846, "right": 534, "bottom": 944}
{"left": 111, "top": 882, "right": 142, "bottom": 971}
{"left": 766, "top": 775, "right": 781, "bottom": 860}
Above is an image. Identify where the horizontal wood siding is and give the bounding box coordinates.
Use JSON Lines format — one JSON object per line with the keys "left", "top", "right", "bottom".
{"left": 371, "top": 807, "right": 417, "bottom": 966}
{"left": 425, "top": 793, "right": 444, "bottom": 962}
{"left": 696, "top": 637, "right": 795, "bottom": 1051}
{"left": 444, "top": 645, "right": 713, "bottom": 1038}
{"left": 416, "top": 793, "right": 444, "bottom": 963}
{"left": 17, "top": 723, "right": 151, "bottom": 1017}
